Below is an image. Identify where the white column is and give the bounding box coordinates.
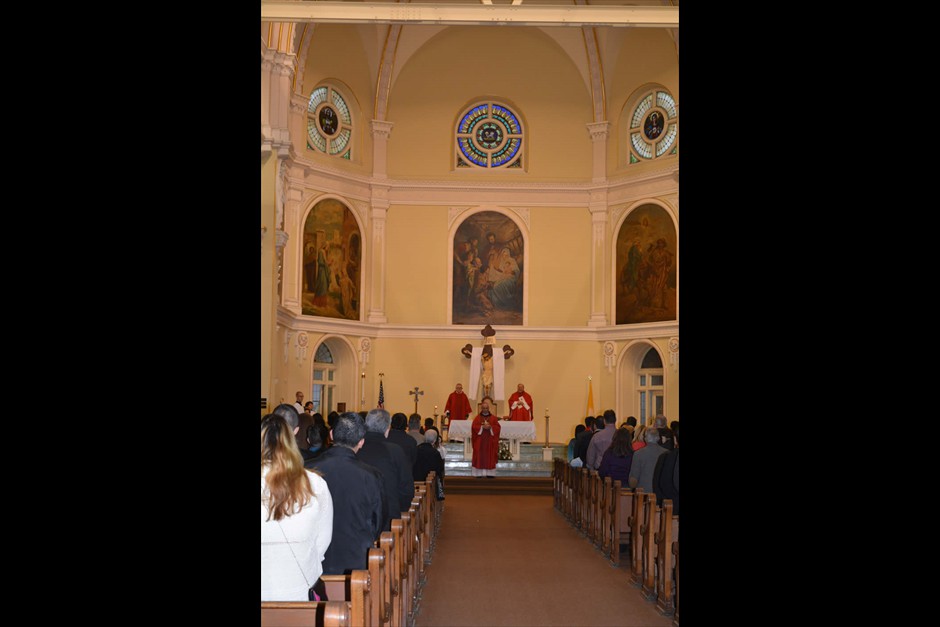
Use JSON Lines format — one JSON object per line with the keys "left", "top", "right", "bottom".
{"left": 367, "top": 189, "right": 389, "bottom": 323}
{"left": 588, "top": 195, "right": 608, "bottom": 327}
{"left": 371, "top": 120, "right": 394, "bottom": 180}
{"left": 586, "top": 121, "right": 609, "bottom": 183}
{"left": 281, "top": 162, "right": 304, "bottom": 312}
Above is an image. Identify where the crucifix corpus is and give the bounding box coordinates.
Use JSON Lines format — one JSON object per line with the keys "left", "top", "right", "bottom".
{"left": 409, "top": 386, "right": 424, "bottom": 415}
{"left": 461, "top": 324, "right": 515, "bottom": 401}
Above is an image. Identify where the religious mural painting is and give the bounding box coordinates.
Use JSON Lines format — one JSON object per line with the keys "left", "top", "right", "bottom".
{"left": 615, "top": 203, "right": 677, "bottom": 324}
{"left": 452, "top": 211, "right": 524, "bottom": 325}
{"left": 301, "top": 199, "right": 361, "bottom": 320}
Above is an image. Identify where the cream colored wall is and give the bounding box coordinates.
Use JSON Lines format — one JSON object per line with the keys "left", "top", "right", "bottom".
{"left": 386, "top": 26, "right": 593, "bottom": 181}
{"left": 526, "top": 207, "right": 592, "bottom": 327}
{"left": 300, "top": 24, "right": 375, "bottom": 173}
{"left": 603, "top": 28, "right": 679, "bottom": 177}
{"left": 384, "top": 205, "right": 450, "bottom": 324}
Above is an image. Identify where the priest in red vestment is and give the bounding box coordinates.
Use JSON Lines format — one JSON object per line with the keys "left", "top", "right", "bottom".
{"left": 444, "top": 383, "right": 472, "bottom": 422}
{"left": 471, "top": 396, "right": 501, "bottom": 478}
{"left": 508, "top": 383, "right": 533, "bottom": 421}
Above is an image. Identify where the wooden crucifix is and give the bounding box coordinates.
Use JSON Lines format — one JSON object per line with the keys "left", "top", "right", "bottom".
{"left": 409, "top": 386, "right": 424, "bottom": 415}
{"left": 460, "top": 324, "right": 514, "bottom": 400}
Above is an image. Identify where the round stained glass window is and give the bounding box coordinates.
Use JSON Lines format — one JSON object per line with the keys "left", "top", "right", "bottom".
{"left": 628, "top": 89, "right": 678, "bottom": 164}
{"left": 456, "top": 102, "right": 523, "bottom": 169}
{"left": 307, "top": 86, "right": 353, "bottom": 159}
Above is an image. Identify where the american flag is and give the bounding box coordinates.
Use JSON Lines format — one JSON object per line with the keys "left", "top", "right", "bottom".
{"left": 378, "top": 379, "right": 385, "bottom": 409}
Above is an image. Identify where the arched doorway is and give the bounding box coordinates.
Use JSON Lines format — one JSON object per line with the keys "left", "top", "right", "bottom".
{"left": 617, "top": 341, "right": 666, "bottom": 426}
{"left": 309, "top": 336, "right": 359, "bottom": 415}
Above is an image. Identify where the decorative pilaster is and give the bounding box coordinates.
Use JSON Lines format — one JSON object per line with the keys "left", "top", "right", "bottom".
{"left": 587, "top": 194, "right": 608, "bottom": 327}
{"left": 281, "top": 164, "right": 304, "bottom": 312}
{"left": 367, "top": 188, "right": 390, "bottom": 323}
{"left": 371, "top": 120, "right": 394, "bottom": 180}
{"left": 586, "top": 121, "right": 610, "bottom": 183}
{"left": 261, "top": 45, "right": 297, "bottom": 158}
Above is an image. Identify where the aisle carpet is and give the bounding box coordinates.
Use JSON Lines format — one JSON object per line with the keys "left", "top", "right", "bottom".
{"left": 415, "top": 493, "right": 674, "bottom": 627}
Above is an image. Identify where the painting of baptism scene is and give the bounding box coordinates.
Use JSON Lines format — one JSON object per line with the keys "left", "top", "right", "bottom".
{"left": 301, "top": 199, "right": 362, "bottom": 320}
{"left": 615, "top": 203, "right": 677, "bottom": 325}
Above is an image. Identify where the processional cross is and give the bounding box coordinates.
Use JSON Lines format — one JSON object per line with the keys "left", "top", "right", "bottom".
{"left": 409, "top": 386, "right": 424, "bottom": 415}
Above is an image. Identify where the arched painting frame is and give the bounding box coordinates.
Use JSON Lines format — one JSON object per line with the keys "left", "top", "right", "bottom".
{"left": 301, "top": 198, "right": 362, "bottom": 320}
{"left": 452, "top": 210, "right": 524, "bottom": 325}
{"left": 615, "top": 203, "right": 677, "bottom": 324}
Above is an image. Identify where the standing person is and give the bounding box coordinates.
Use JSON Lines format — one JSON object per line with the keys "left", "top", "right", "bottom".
{"left": 586, "top": 409, "right": 618, "bottom": 470}
{"left": 414, "top": 429, "right": 446, "bottom": 501}
{"left": 597, "top": 427, "right": 635, "bottom": 485}
{"left": 357, "top": 409, "right": 415, "bottom": 527}
{"left": 444, "top": 383, "right": 472, "bottom": 422}
{"left": 507, "top": 383, "right": 533, "bottom": 421}
{"left": 293, "top": 391, "right": 305, "bottom": 415}
{"left": 628, "top": 428, "right": 667, "bottom": 493}
{"left": 307, "top": 412, "right": 386, "bottom": 576}
{"left": 407, "top": 413, "right": 424, "bottom": 445}
{"left": 568, "top": 424, "right": 585, "bottom": 464}
{"left": 386, "top": 412, "right": 418, "bottom": 468}
{"left": 470, "top": 396, "right": 501, "bottom": 478}
{"left": 574, "top": 416, "right": 596, "bottom": 467}
{"left": 261, "top": 413, "right": 333, "bottom": 601}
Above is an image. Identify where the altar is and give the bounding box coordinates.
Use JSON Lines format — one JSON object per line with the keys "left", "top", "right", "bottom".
{"left": 446, "top": 419, "right": 537, "bottom": 461}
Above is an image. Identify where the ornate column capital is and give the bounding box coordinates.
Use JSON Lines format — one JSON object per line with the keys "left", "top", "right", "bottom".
{"left": 586, "top": 121, "right": 610, "bottom": 142}
{"left": 371, "top": 120, "right": 394, "bottom": 139}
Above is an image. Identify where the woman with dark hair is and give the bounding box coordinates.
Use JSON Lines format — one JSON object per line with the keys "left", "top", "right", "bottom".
{"left": 261, "top": 413, "right": 334, "bottom": 601}
{"left": 597, "top": 427, "right": 635, "bottom": 485}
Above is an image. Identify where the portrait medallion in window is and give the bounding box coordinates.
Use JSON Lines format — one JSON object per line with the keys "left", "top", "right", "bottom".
{"left": 307, "top": 85, "right": 354, "bottom": 160}
{"left": 627, "top": 88, "right": 678, "bottom": 164}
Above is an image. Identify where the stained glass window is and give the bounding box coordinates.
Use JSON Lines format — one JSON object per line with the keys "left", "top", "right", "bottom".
{"left": 628, "top": 88, "right": 677, "bottom": 164}
{"left": 315, "top": 343, "right": 334, "bottom": 364}
{"left": 455, "top": 101, "right": 523, "bottom": 169}
{"left": 307, "top": 85, "right": 353, "bottom": 160}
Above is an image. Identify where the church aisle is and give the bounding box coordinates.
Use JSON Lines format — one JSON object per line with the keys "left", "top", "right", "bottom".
{"left": 416, "top": 493, "right": 673, "bottom": 627}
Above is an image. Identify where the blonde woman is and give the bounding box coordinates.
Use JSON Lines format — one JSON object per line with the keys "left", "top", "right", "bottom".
{"left": 632, "top": 423, "right": 648, "bottom": 452}
{"left": 261, "top": 413, "right": 333, "bottom": 601}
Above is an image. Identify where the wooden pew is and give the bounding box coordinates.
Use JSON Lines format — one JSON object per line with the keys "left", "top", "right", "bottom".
{"left": 640, "top": 492, "right": 659, "bottom": 600}
{"left": 318, "top": 569, "right": 373, "bottom": 626}
{"left": 320, "top": 548, "right": 386, "bottom": 627}
{"left": 260, "top": 600, "right": 351, "bottom": 627}
{"left": 672, "top": 539, "right": 679, "bottom": 627}
{"left": 378, "top": 531, "right": 398, "bottom": 627}
{"left": 391, "top": 517, "right": 409, "bottom": 627}
{"left": 579, "top": 468, "right": 591, "bottom": 535}
{"left": 601, "top": 477, "right": 620, "bottom": 559}
{"left": 609, "top": 481, "right": 634, "bottom": 567}
{"left": 629, "top": 488, "right": 645, "bottom": 585}
{"left": 654, "top": 499, "right": 679, "bottom": 616}
{"left": 594, "top": 473, "right": 608, "bottom": 550}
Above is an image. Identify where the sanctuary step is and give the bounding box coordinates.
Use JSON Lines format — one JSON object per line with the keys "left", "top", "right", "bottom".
{"left": 441, "top": 441, "right": 567, "bottom": 478}
{"left": 443, "top": 475, "right": 553, "bottom": 496}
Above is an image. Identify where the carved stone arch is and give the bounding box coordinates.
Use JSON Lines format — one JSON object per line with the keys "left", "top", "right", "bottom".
{"left": 293, "top": 23, "right": 318, "bottom": 96}
{"left": 447, "top": 206, "right": 529, "bottom": 326}
{"left": 308, "top": 334, "right": 361, "bottom": 413}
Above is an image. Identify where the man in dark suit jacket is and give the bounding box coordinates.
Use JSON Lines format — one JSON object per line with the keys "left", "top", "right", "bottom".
{"left": 574, "top": 416, "right": 596, "bottom": 467}
{"left": 386, "top": 412, "right": 418, "bottom": 467}
{"left": 307, "top": 412, "right": 387, "bottom": 576}
{"left": 357, "top": 409, "right": 415, "bottom": 528}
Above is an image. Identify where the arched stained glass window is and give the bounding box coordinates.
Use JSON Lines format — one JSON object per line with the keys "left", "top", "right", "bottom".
{"left": 307, "top": 86, "right": 353, "bottom": 160}
{"left": 455, "top": 101, "right": 524, "bottom": 169}
{"left": 315, "top": 343, "right": 334, "bottom": 364}
{"left": 628, "top": 88, "right": 678, "bottom": 164}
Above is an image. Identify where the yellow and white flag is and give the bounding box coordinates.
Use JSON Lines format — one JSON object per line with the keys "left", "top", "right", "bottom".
{"left": 586, "top": 377, "right": 595, "bottom": 416}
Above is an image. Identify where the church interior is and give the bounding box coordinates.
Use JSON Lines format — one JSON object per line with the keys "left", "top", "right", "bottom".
{"left": 260, "top": 0, "right": 680, "bottom": 444}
